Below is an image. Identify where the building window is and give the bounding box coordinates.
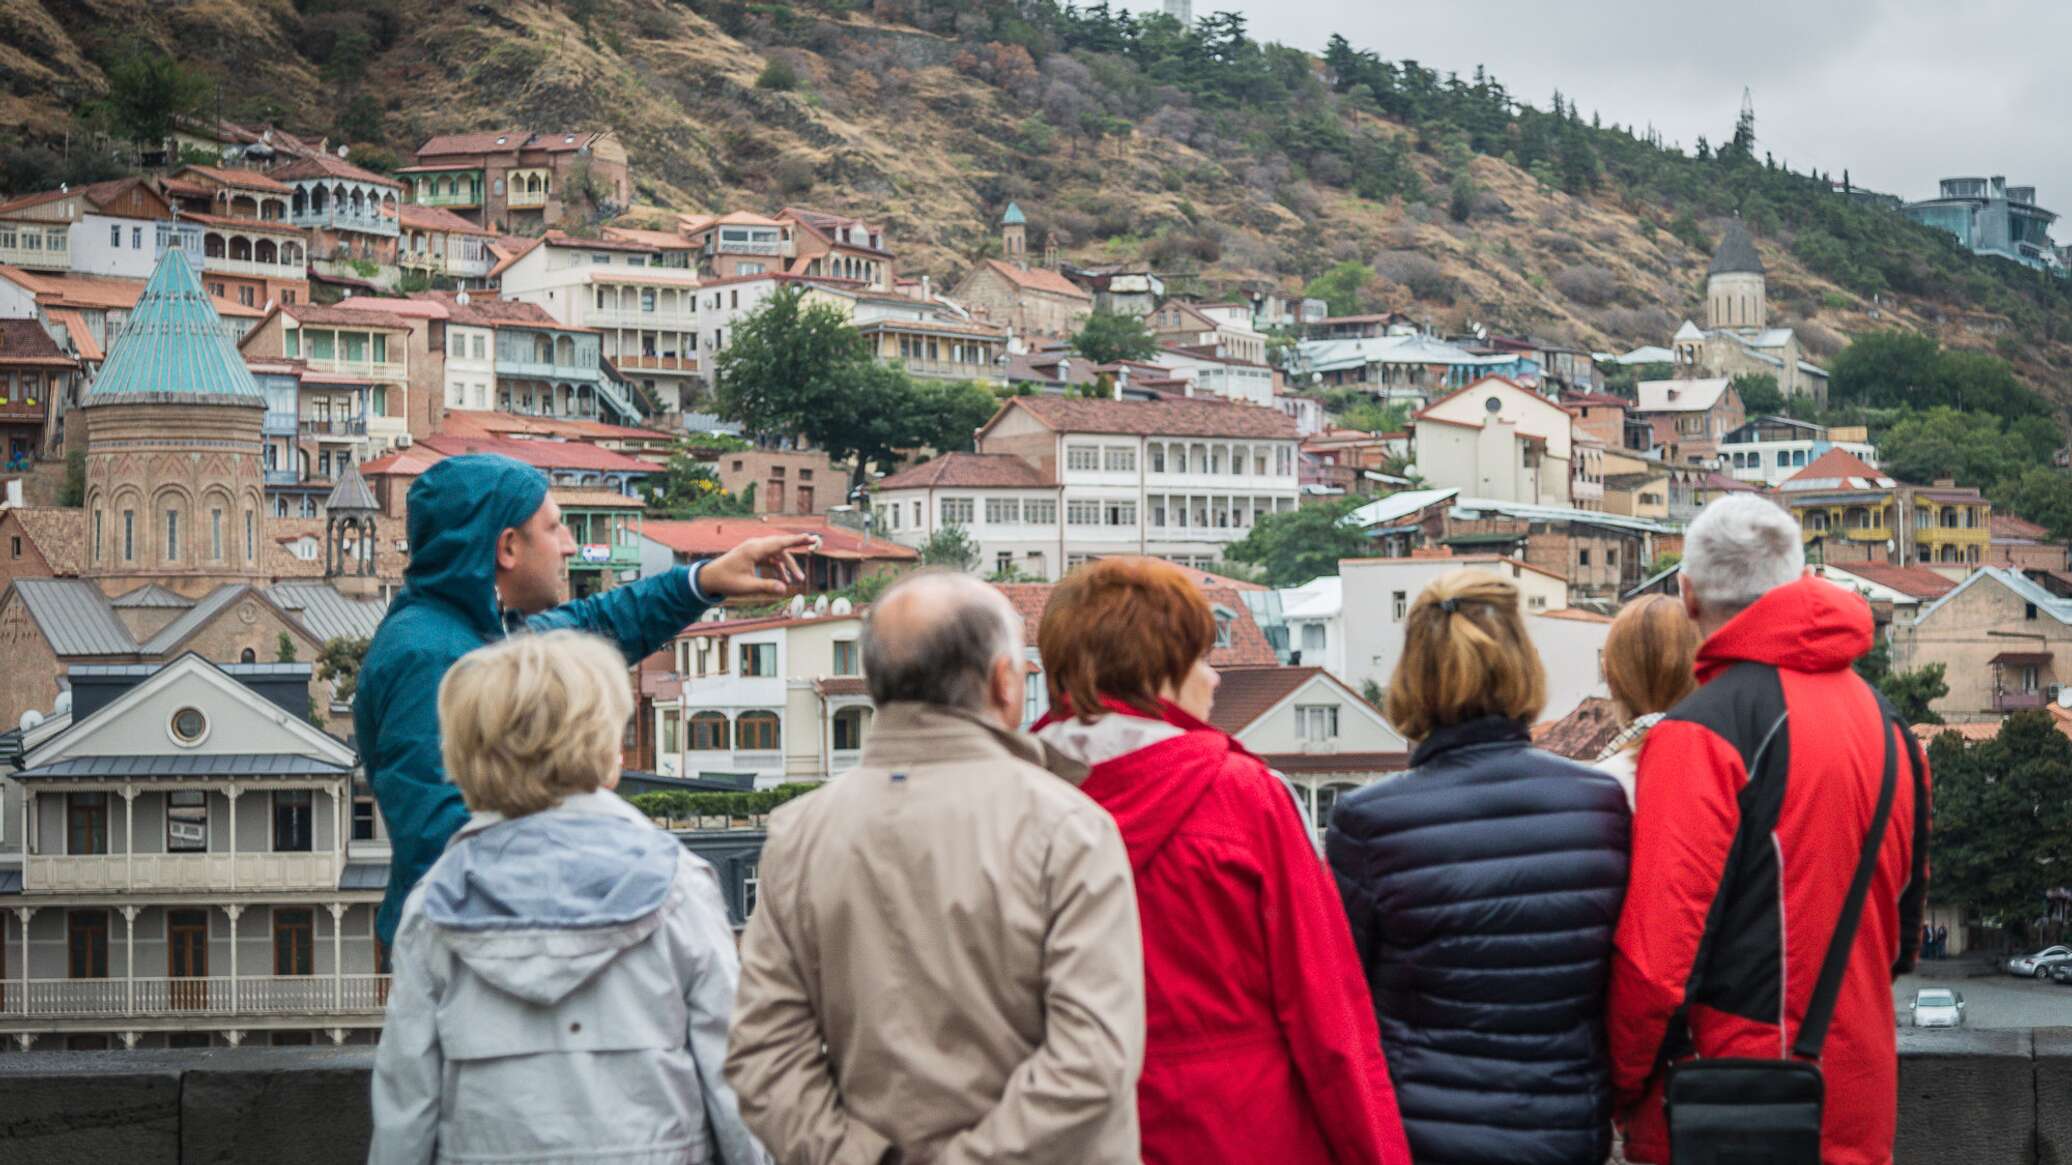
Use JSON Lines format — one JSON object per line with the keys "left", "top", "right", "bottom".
{"left": 1067, "top": 500, "right": 1101, "bottom": 526}
{"left": 8, "top": 535, "right": 17, "bottom": 558}
{"left": 941, "top": 498, "right": 974, "bottom": 525}
{"left": 832, "top": 640, "right": 860, "bottom": 676}
{"left": 67, "top": 910, "right": 109, "bottom": 979}
{"left": 985, "top": 498, "right": 1020, "bottom": 525}
{"left": 164, "top": 508, "right": 179, "bottom": 561}
{"left": 1301, "top": 623, "right": 1326, "bottom": 654}
{"left": 352, "top": 793, "right": 377, "bottom": 842}
{"left": 740, "top": 643, "right": 776, "bottom": 677}
{"left": 167, "top": 790, "right": 208, "bottom": 852}
{"left": 1392, "top": 590, "right": 1407, "bottom": 621}
{"left": 210, "top": 508, "right": 223, "bottom": 561}
{"left": 1103, "top": 446, "right": 1136, "bottom": 472}
{"left": 273, "top": 790, "right": 314, "bottom": 853}
{"left": 1150, "top": 443, "right": 1166, "bottom": 473}
{"left": 1025, "top": 499, "right": 1057, "bottom": 525}
{"left": 238, "top": 286, "right": 255, "bottom": 307}
{"left": 1104, "top": 501, "right": 1137, "bottom": 526}
{"left": 1065, "top": 445, "right": 1100, "bottom": 472}
{"left": 737, "top": 710, "right": 780, "bottom": 751}
{"left": 1213, "top": 610, "right": 1233, "bottom": 648}
{"left": 273, "top": 908, "right": 315, "bottom": 976}
{"left": 1296, "top": 705, "right": 1340, "bottom": 741}
{"left": 1578, "top": 548, "right": 1592, "bottom": 566}
{"left": 833, "top": 707, "right": 868, "bottom": 751}
{"left": 741, "top": 860, "right": 760, "bottom": 918}
{"left": 93, "top": 511, "right": 101, "bottom": 562}
{"left": 123, "top": 509, "right": 134, "bottom": 561}
{"left": 245, "top": 511, "right": 255, "bottom": 562}
{"left": 689, "top": 711, "right": 729, "bottom": 750}
{"left": 67, "top": 793, "right": 109, "bottom": 855}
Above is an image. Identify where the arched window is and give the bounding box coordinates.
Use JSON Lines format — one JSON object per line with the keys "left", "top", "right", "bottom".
{"left": 229, "top": 236, "right": 252, "bottom": 262}
{"left": 737, "top": 711, "right": 780, "bottom": 751}
{"left": 204, "top": 233, "right": 227, "bottom": 259}
{"left": 1843, "top": 506, "right": 1870, "bottom": 530}
{"left": 689, "top": 712, "right": 729, "bottom": 750}
{"left": 256, "top": 239, "right": 278, "bottom": 265}
{"left": 240, "top": 648, "right": 257, "bottom": 664}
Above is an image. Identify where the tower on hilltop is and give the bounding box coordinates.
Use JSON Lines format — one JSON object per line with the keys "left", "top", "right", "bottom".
{"left": 80, "top": 248, "right": 269, "bottom": 599}
{"left": 1001, "top": 202, "right": 1028, "bottom": 267}
{"left": 1165, "top": 0, "right": 1193, "bottom": 26}
{"left": 1705, "top": 218, "right": 1768, "bottom": 333}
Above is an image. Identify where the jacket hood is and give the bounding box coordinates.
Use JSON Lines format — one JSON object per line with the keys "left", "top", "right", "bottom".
{"left": 418, "top": 792, "right": 677, "bottom": 1005}
{"left": 1037, "top": 699, "right": 1230, "bottom": 875}
{"left": 393, "top": 453, "right": 550, "bottom": 641}
{"left": 1695, "top": 574, "right": 1874, "bottom": 682}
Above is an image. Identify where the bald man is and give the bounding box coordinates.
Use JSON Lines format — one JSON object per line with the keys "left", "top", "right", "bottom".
{"left": 726, "top": 571, "right": 1146, "bottom": 1165}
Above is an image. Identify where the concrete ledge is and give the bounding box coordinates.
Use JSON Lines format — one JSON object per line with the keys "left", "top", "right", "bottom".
{"left": 2, "top": 1036, "right": 2065, "bottom": 1163}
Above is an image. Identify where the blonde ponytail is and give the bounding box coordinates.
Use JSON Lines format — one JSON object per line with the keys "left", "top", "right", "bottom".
{"left": 1384, "top": 569, "right": 1546, "bottom": 742}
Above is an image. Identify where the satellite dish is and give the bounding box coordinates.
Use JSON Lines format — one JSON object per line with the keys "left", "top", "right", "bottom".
{"left": 812, "top": 594, "right": 830, "bottom": 616}
{"left": 2058, "top": 687, "right": 2072, "bottom": 710}
{"left": 52, "top": 690, "right": 71, "bottom": 715}
{"left": 830, "top": 597, "right": 853, "bottom": 616}
{"left": 19, "top": 710, "right": 44, "bottom": 733}
{"left": 699, "top": 608, "right": 725, "bottom": 623}
{"left": 787, "top": 594, "right": 806, "bottom": 617}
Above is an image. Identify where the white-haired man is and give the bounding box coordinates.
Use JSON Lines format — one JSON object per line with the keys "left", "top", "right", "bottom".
{"left": 1608, "top": 494, "right": 1930, "bottom": 1165}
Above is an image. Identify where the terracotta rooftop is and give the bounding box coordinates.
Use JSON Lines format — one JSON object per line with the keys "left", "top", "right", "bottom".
{"left": 1532, "top": 696, "right": 1623, "bottom": 761}
{"left": 1993, "top": 513, "right": 2053, "bottom": 542}
{"left": 603, "top": 226, "right": 696, "bottom": 249}
{"left": 542, "top": 229, "right": 656, "bottom": 254}
{"left": 437, "top": 409, "right": 667, "bottom": 443}
{"left": 5, "top": 507, "right": 84, "bottom": 575}
{"left": 977, "top": 259, "right": 1091, "bottom": 300}
{"left": 990, "top": 396, "right": 1299, "bottom": 440}
{"left": 1205, "top": 665, "right": 1325, "bottom": 735}
{"left": 1781, "top": 448, "right": 1890, "bottom": 489}
{"left": 278, "top": 303, "right": 415, "bottom": 330}
{"left": 0, "top": 177, "right": 160, "bottom": 217}
{"left": 550, "top": 487, "right": 647, "bottom": 510}
{"left": 417, "top": 434, "right": 656, "bottom": 474}
{"left": 875, "top": 452, "right": 1051, "bottom": 491}
{"left": 1536, "top": 607, "right": 1614, "bottom": 624}
{"left": 641, "top": 516, "right": 916, "bottom": 562}
{"left": 269, "top": 155, "right": 402, "bottom": 188}
{"left": 171, "top": 164, "right": 295, "bottom": 194}
{"left": 417, "top": 130, "right": 608, "bottom": 157}
{"left": 174, "top": 211, "right": 308, "bottom": 237}
{"left": 1824, "top": 562, "right": 1959, "bottom": 601}
{"left": 398, "top": 204, "right": 492, "bottom": 234}
{"left": 0, "top": 319, "right": 77, "bottom": 367}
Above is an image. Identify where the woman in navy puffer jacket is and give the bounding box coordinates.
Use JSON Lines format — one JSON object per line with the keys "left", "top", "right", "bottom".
{"left": 1328, "top": 570, "right": 1630, "bottom": 1165}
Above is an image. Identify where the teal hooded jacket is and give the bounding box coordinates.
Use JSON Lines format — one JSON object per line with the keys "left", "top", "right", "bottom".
{"left": 357, "top": 454, "right": 713, "bottom": 946}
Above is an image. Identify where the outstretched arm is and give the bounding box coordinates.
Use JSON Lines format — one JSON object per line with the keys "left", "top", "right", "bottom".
{"left": 527, "top": 533, "right": 815, "bottom": 662}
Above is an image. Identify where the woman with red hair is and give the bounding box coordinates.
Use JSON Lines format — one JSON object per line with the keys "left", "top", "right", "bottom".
{"left": 1033, "top": 557, "right": 1411, "bottom": 1165}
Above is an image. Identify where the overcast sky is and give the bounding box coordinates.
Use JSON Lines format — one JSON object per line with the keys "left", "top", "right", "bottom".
{"left": 1122, "top": 1, "right": 2072, "bottom": 229}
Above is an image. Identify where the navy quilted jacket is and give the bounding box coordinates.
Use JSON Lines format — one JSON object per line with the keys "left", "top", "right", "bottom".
{"left": 1326, "top": 715, "right": 1630, "bottom": 1165}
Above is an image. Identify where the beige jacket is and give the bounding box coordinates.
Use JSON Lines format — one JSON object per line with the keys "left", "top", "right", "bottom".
{"left": 725, "top": 703, "right": 1145, "bottom": 1165}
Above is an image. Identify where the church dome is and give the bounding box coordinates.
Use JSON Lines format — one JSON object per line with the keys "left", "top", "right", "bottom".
{"left": 86, "top": 248, "right": 264, "bottom": 406}
{"left": 1707, "top": 220, "right": 1765, "bottom": 277}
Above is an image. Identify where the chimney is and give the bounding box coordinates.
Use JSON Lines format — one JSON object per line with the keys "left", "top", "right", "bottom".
{"left": 1933, "top": 478, "right": 1955, "bottom": 488}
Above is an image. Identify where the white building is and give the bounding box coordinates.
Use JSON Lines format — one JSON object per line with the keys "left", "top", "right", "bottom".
{"left": 1720, "top": 416, "right": 1879, "bottom": 486}
{"left": 1410, "top": 376, "right": 1575, "bottom": 506}
{"left": 658, "top": 609, "right": 871, "bottom": 789}
{"left": 1150, "top": 345, "right": 1275, "bottom": 406}
{"left": 496, "top": 231, "right": 703, "bottom": 417}
{"left": 1337, "top": 555, "right": 1612, "bottom": 721}
{"left": 1276, "top": 576, "right": 1345, "bottom": 678}
{"left": 873, "top": 397, "right": 1302, "bottom": 579}
{"left": 0, "top": 655, "right": 390, "bottom": 1051}
{"left": 1205, "top": 664, "right": 1409, "bottom": 832}
{"left": 1145, "top": 301, "right": 1267, "bottom": 366}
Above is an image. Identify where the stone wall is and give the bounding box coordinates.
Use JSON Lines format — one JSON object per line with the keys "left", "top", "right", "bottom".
{"left": 3, "top": 1029, "right": 2062, "bottom": 1162}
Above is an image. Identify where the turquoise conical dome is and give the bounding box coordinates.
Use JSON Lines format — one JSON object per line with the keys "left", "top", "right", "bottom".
{"left": 87, "top": 248, "right": 264, "bottom": 405}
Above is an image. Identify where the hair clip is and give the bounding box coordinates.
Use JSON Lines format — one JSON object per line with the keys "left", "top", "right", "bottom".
{"left": 1438, "top": 598, "right": 1459, "bottom": 614}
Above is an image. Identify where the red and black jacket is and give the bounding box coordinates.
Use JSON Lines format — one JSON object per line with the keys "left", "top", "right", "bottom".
{"left": 1609, "top": 577, "right": 1929, "bottom": 1165}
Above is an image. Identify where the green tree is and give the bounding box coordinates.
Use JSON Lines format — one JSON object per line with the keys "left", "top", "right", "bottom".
{"left": 1303, "top": 260, "right": 1378, "bottom": 317}
{"left": 58, "top": 446, "right": 86, "bottom": 507}
{"left": 337, "top": 94, "right": 383, "bottom": 143}
{"left": 1338, "top": 400, "right": 1407, "bottom": 433}
{"left": 1928, "top": 713, "right": 2072, "bottom": 937}
{"left": 316, "top": 636, "right": 371, "bottom": 704}
{"left": 1447, "top": 174, "right": 1476, "bottom": 223}
{"left": 920, "top": 524, "right": 980, "bottom": 572}
{"left": 276, "top": 632, "right": 298, "bottom": 663}
{"left": 1645, "top": 551, "right": 1682, "bottom": 578}
{"left": 756, "top": 58, "right": 801, "bottom": 91}
{"left": 640, "top": 449, "right": 756, "bottom": 519}
{"left": 97, "top": 41, "right": 210, "bottom": 146}
{"left": 712, "top": 286, "right": 875, "bottom": 484}
{"left": 1070, "top": 310, "right": 1159, "bottom": 365}
{"left": 1853, "top": 640, "right": 1948, "bottom": 725}
{"left": 907, "top": 380, "right": 1001, "bottom": 455}
{"left": 1223, "top": 497, "right": 1373, "bottom": 586}
{"left": 1993, "top": 467, "right": 2072, "bottom": 543}
{"left": 1729, "top": 372, "right": 1784, "bottom": 417}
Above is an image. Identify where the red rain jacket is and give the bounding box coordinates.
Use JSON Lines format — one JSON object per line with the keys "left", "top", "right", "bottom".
{"left": 1039, "top": 699, "right": 1412, "bottom": 1165}
{"left": 1609, "top": 577, "right": 1929, "bottom": 1165}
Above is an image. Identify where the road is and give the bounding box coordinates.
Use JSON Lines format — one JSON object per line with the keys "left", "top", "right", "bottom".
{"left": 1896, "top": 958, "right": 2072, "bottom": 1028}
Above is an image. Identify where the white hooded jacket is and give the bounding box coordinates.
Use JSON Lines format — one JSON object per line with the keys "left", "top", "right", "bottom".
{"left": 369, "top": 789, "right": 767, "bottom": 1165}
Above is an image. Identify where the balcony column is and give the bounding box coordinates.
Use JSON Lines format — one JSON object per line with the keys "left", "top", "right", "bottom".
{"left": 121, "top": 906, "right": 138, "bottom": 1014}
{"left": 225, "top": 786, "right": 240, "bottom": 892}
{"left": 120, "top": 1031, "right": 140, "bottom": 1050}
{"left": 224, "top": 904, "right": 242, "bottom": 1012}
{"left": 14, "top": 907, "right": 34, "bottom": 1012}
{"left": 328, "top": 902, "right": 345, "bottom": 1011}
{"left": 123, "top": 784, "right": 136, "bottom": 888}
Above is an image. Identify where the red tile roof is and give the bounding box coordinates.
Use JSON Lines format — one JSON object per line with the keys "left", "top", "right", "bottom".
{"left": 171, "top": 164, "right": 295, "bottom": 194}
{"left": 438, "top": 409, "right": 668, "bottom": 443}
{"left": 975, "top": 259, "right": 1091, "bottom": 300}
{"left": 1993, "top": 514, "right": 2052, "bottom": 542}
{"left": 357, "top": 446, "right": 444, "bottom": 478}
{"left": 0, "top": 177, "right": 162, "bottom": 217}
{"left": 642, "top": 516, "right": 916, "bottom": 562}
{"left": 1535, "top": 607, "right": 1614, "bottom": 623}
{"left": 676, "top": 611, "right": 868, "bottom": 638}
{"left": 993, "top": 580, "right": 1277, "bottom": 665}
{"left": 1561, "top": 391, "right": 1631, "bottom": 408}
{"left": 874, "top": 453, "right": 1051, "bottom": 491}
{"left": 398, "top": 204, "right": 492, "bottom": 234}
{"left": 0, "top": 319, "right": 78, "bottom": 367}
{"left": 1205, "top": 665, "right": 1323, "bottom": 735}
{"left": 418, "top": 434, "right": 657, "bottom": 473}
{"left": 541, "top": 229, "right": 656, "bottom": 254}
{"left": 417, "top": 131, "right": 608, "bottom": 157}
{"left": 987, "top": 396, "right": 1299, "bottom": 440}
{"left": 1785, "top": 447, "right": 1886, "bottom": 485}
{"left": 1824, "top": 562, "right": 1958, "bottom": 600}
{"left": 269, "top": 155, "right": 402, "bottom": 188}
{"left": 175, "top": 211, "right": 309, "bottom": 237}
{"left": 1532, "top": 696, "right": 1622, "bottom": 760}
{"left": 5, "top": 507, "right": 84, "bottom": 575}
{"left": 278, "top": 303, "right": 415, "bottom": 329}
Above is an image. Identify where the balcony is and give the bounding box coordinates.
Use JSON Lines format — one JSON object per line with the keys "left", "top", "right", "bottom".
{"left": 412, "top": 182, "right": 482, "bottom": 210}
{"left": 264, "top": 469, "right": 302, "bottom": 486}
{"left": 1994, "top": 690, "right": 2051, "bottom": 712}
{"left": 895, "top": 358, "right": 1000, "bottom": 381}
{"left": 590, "top": 307, "right": 697, "bottom": 330}
{"left": 0, "top": 239, "right": 70, "bottom": 270}
{"left": 397, "top": 248, "right": 447, "bottom": 274}
{"left": 508, "top": 187, "right": 548, "bottom": 209}
{"left": 262, "top": 412, "right": 300, "bottom": 437}
{"left": 713, "top": 238, "right": 794, "bottom": 257}
{"left": 203, "top": 255, "right": 305, "bottom": 281}
{"left": 498, "top": 357, "right": 600, "bottom": 383}
{"left": 0, "top": 974, "right": 389, "bottom": 1020}
{"left": 302, "top": 357, "right": 407, "bottom": 383}
{"left": 24, "top": 851, "right": 343, "bottom": 894}
{"left": 614, "top": 354, "right": 699, "bottom": 374}
{"left": 291, "top": 208, "right": 400, "bottom": 237}
{"left": 299, "top": 418, "right": 367, "bottom": 438}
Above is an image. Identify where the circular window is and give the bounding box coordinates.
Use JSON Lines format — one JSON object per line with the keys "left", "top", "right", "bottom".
{"left": 170, "top": 707, "right": 208, "bottom": 746}
{"left": 1484, "top": 396, "right": 1503, "bottom": 413}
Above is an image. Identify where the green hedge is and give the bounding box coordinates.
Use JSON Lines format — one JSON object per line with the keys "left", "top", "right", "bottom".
{"left": 628, "top": 782, "right": 821, "bottom": 822}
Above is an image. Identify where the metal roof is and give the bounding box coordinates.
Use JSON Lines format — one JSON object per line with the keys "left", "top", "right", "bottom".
{"left": 1912, "top": 566, "right": 2072, "bottom": 627}
{"left": 12, "top": 579, "right": 136, "bottom": 656}
{"left": 1708, "top": 220, "right": 1765, "bottom": 276}
{"left": 1346, "top": 487, "right": 1460, "bottom": 530}
{"left": 1449, "top": 496, "right": 1676, "bottom": 535}
{"left": 324, "top": 462, "right": 379, "bottom": 513}
{"left": 137, "top": 585, "right": 249, "bottom": 654}
{"left": 340, "top": 862, "right": 390, "bottom": 891}
{"left": 268, "top": 583, "right": 387, "bottom": 643}
{"left": 1001, "top": 202, "right": 1026, "bottom": 225}
{"left": 15, "top": 753, "right": 351, "bottom": 780}
{"left": 86, "top": 248, "right": 266, "bottom": 405}
{"left": 109, "top": 584, "right": 195, "bottom": 610}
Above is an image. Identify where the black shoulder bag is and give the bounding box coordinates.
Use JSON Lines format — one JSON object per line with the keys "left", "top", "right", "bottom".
{"left": 1659, "top": 709, "right": 1901, "bottom": 1164}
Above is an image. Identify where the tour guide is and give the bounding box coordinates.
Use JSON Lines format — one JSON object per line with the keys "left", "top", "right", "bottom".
{"left": 357, "top": 452, "right": 810, "bottom": 947}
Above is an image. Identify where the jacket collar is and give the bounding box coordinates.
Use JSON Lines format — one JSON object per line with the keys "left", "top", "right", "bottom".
{"left": 1034, "top": 695, "right": 1264, "bottom": 759}
{"left": 451, "top": 786, "right": 648, "bottom": 845}
{"left": 1410, "top": 715, "right": 1532, "bottom": 767}
{"left": 860, "top": 702, "right": 1089, "bottom": 783}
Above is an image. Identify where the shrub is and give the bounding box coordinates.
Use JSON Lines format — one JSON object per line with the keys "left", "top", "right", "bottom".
{"left": 627, "top": 782, "right": 822, "bottom": 823}
{"left": 1372, "top": 250, "right": 1456, "bottom": 303}
{"left": 1550, "top": 263, "right": 1620, "bottom": 307}
{"left": 756, "top": 58, "right": 801, "bottom": 91}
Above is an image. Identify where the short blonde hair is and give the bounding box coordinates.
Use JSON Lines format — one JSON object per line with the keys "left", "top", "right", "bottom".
{"left": 1604, "top": 594, "right": 1700, "bottom": 723}
{"left": 438, "top": 630, "right": 631, "bottom": 817}
{"left": 1385, "top": 570, "right": 1546, "bottom": 742}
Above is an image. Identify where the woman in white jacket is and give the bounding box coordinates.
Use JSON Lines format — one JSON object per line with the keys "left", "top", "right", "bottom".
{"left": 370, "top": 631, "right": 767, "bottom": 1165}
{"left": 1593, "top": 594, "right": 1700, "bottom": 807}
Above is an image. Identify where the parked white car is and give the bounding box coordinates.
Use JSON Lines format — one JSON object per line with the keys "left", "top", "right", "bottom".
{"left": 2006, "top": 945, "right": 2072, "bottom": 978}
{"left": 1909, "top": 988, "right": 1965, "bottom": 1028}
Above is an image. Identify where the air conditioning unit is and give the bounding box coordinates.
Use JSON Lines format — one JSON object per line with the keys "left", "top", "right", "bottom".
{"left": 395, "top": 433, "right": 413, "bottom": 448}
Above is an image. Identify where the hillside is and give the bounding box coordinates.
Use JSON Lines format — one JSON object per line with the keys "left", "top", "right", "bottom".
{"left": 3, "top": 0, "right": 2068, "bottom": 405}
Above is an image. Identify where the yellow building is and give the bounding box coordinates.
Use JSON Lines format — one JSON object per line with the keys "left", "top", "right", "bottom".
{"left": 1775, "top": 448, "right": 1988, "bottom": 569}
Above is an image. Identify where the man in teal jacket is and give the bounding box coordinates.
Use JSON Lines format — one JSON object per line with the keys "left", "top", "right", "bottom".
{"left": 357, "top": 453, "right": 809, "bottom": 947}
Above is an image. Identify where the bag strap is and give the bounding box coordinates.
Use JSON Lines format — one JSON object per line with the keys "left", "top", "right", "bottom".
{"left": 1654, "top": 708, "right": 1790, "bottom": 1071}
{"left": 1792, "top": 712, "right": 1900, "bottom": 1060}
